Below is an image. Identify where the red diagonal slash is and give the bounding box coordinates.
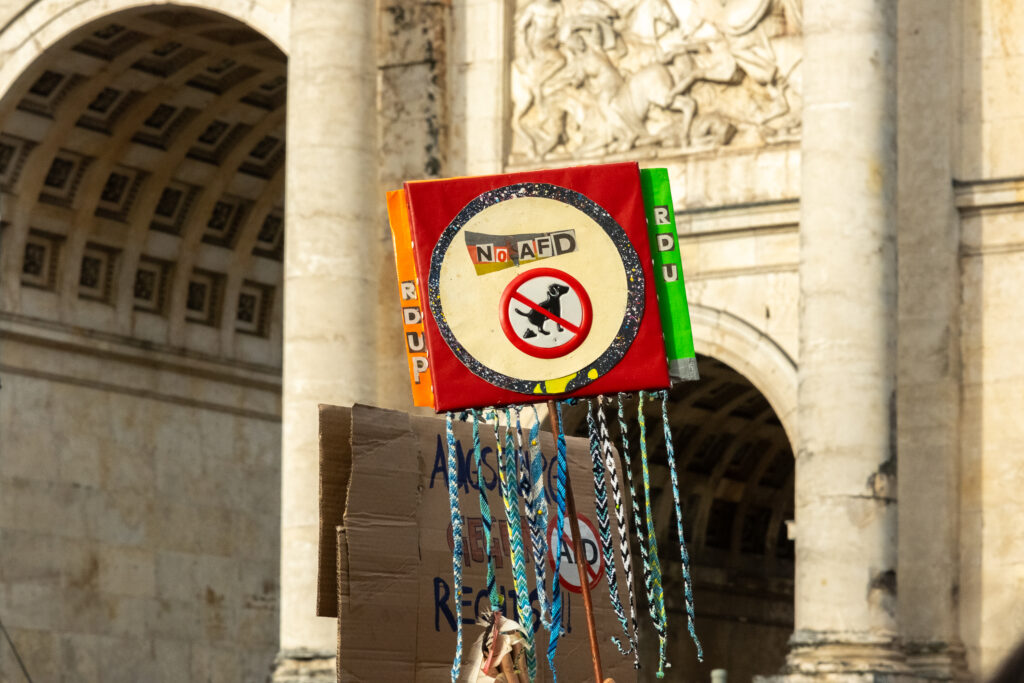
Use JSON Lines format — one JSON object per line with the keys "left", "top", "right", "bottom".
{"left": 510, "top": 291, "right": 582, "bottom": 335}
{"left": 561, "top": 528, "right": 600, "bottom": 585}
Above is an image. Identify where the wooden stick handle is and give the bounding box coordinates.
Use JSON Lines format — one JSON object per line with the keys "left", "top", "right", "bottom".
{"left": 548, "top": 400, "right": 604, "bottom": 683}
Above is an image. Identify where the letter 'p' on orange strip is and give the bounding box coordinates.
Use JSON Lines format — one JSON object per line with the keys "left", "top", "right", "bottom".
{"left": 387, "top": 189, "right": 435, "bottom": 408}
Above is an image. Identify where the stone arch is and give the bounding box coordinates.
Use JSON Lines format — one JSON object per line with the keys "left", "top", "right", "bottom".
{"left": 0, "top": 5, "right": 287, "bottom": 680}
{"left": 0, "top": 0, "right": 288, "bottom": 98}
{"left": 689, "top": 302, "right": 798, "bottom": 447}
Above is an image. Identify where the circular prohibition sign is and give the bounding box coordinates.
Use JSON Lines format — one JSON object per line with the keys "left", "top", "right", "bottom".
{"left": 427, "top": 182, "right": 647, "bottom": 396}
{"left": 499, "top": 268, "right": 593, "bottom": 359}
{"left": 546, "top": 514, "right": 605, "bottom": 594}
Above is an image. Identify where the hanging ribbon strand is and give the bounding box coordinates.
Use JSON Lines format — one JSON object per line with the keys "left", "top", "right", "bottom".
{"left": 472, "top": 408, "right": 501, "bottom": 613}
{"left": 519, "top": 405, "right": 552, "bottom": 630}
{"left": 618, "top": 393, "right": 671, "bottom": 678}
{"left": 444, "top": 412, "right": 465, "bottom": 682}
{"left": 548, "top": 401, "right": 569, "bottom": 681}
{"left": 638, "top": 391, "right": 670, "bottom": 677}
{"left": 500, "top": 408, "right": 538, "bottom": 681}
{"left": 659, "top": 391, "right": 704, "bottom": 661}
{"left": 585, "top": 400, "right": 635, "bottom": 658}
{"left": 597, "top": 395, "right": 641, "bottom": 667}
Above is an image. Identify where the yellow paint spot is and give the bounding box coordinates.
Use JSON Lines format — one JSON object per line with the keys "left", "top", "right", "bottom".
{"left": 533, "top": 384, "right": 543, "bottom": 394}
{"left": 543, "top": 373, "right": 577, "bottom": 394}
{"left": 587, "top": 368, "right": 598, "bottom": 380}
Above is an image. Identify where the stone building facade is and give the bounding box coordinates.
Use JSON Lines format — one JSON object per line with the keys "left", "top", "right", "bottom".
{"left": 0, "top": 0, "right": 1019, "bottom": 681}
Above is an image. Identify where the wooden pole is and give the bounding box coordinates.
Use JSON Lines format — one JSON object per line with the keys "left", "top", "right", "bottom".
{"left": 548, "top": 400, "right": 604, "bottom": 683}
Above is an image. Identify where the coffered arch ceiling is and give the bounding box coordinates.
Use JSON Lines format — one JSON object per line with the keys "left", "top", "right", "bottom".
{"left": 0, "top": 6, "right": 286, "bottom": 368}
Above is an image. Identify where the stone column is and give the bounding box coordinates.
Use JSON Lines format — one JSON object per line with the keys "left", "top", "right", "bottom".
{"left": 896, "top": 1, "right": 966, "bottom": 678}
{"left": 276, "top": 1, "right": 378, "bottom": 680}
{"left": 788, "top": 0, "right": 904, "bottom": 676}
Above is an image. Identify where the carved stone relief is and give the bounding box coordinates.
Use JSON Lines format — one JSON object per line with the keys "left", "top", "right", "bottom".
{"left": 510, "top": 0, "right": 802, "bottom": 161}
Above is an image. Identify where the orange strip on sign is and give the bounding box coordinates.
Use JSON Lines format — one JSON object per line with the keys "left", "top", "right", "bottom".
{"left": 387, "top": 189, "right": 434, "bottom": 408}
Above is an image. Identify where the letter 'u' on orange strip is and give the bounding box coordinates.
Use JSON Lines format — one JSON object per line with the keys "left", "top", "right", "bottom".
{"left": 387, "top": 189, "right": 435, "bottom": 408}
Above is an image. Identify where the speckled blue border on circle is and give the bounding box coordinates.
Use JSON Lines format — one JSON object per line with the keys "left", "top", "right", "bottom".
{"left": 427, "top": 182, "right": 645, "bottom": 396}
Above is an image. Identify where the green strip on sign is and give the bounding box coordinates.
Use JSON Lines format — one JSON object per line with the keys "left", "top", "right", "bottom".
{"left": 640, "top": 167, "right": 699, "bottom": 382}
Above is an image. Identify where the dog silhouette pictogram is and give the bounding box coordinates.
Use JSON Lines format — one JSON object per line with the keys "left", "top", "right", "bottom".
{"left": 516, "top": 283, "right": 570, "bottom": 339}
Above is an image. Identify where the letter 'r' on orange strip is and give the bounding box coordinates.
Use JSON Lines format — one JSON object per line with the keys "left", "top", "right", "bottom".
{"left": 387, "top": 189, "right": 435, "bottom": 408}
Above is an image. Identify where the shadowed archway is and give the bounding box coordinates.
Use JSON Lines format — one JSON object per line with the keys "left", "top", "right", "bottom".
{"left": 0, "top": 6, "right": 286, "bottom": 681}
{"left": 565, "top": 353, "right": 794, "bottom": 681}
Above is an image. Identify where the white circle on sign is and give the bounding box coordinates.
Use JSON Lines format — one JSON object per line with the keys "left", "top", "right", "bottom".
{"left": 546, "top": 514, "right": 604, "bottom": 593}
{"left": 437, "top": 195, "right": 629, "bottom": 381}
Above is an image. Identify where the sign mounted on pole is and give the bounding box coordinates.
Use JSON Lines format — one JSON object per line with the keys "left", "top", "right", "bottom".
{"left": 384, "top": 162, "right": 704, "bottom": 683}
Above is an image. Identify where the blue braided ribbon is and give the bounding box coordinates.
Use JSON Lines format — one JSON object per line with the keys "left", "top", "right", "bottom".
{"left": 444, "top": 413, "right": 464, "bottom": 682}
{"left": 639, "top": 391, "right": 670, "bottom": 677}
{"left": 473, "top": 409, "right": 501, "bottom": 612}
{"left": 660, "top": 390, "right": 703, "bottom": 661}
{"left": 499, "top": 408, "right": 537, "bottom": 681}
{"left": 547, "top": 401, "right": 568, "bottom": 681}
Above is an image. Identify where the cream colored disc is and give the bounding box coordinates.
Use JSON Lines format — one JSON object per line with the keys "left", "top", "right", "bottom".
{"left": 438, "top": 195, "right": 628, "bottom": 381}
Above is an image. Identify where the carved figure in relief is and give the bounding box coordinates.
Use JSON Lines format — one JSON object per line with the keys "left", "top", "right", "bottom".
{"left": 511, "top": 0, "right": 567, "bottom": 157}
{"left": 510, "top": 0, "right": 803, "bottom": 160}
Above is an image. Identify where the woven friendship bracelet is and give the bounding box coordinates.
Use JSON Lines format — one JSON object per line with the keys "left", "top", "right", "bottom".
{"left": 585, "top": 400, "right": 634, "bottom": 657}
{"left": 444, "top": 413, "right": 465, "bottom": 682}
{"left": 472, "top": 408, "right": 501, "bottom": 612}
{"left": 527, "top": 405, "right": 551, "bottom": 630}
{"left": 547, "top": 401, "right": 568, "bottom": 682}
{"left": 501, "top": 408, "right": 538, "bottom": 681}
{"left": 597, "top": 395, "right": 641, "bottom": 667}
{"left": 638, "top": 391, "right": 670, "bottom": 677}
{"left": 617, "top": 392, "right": 662, "bottom": 675}
{"left": 514, "top": 406, "right": 553, "bottom": 633}
{"left": 659, "top": 390, "right": 703, "bottom": 661}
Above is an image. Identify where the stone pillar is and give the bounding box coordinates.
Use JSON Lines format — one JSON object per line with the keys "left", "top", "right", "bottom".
{"left": 788, "top": 0, "right": 904, "bottom": 677}
{"left": 276, "top": 1, "right": 378, "bottom": 680}
{"left": 896, "top": 1, "right": 966, "bottom": 678}
{"left": 375, "top": 0, "right": 449, "bottom": 412}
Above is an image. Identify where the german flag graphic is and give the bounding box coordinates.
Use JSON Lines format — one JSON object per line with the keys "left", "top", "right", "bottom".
{"left": 464, "top": 229, "right": 578, "bottom": 275}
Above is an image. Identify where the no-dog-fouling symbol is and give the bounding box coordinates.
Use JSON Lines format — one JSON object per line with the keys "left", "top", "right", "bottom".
{"left": 499, "top": 268, "right": 592, "bottom": 359}
{"left": 547, "top": 514, "right": 604, "bottom": 593}
{"left": 423, "top": 178, "right": 651, "bottom": 405}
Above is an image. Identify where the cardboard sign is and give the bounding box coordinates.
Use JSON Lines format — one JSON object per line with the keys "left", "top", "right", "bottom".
{"left": 317, "top": 404, "right": 638, "bottom": 683}
{"left": 400, "top": 162, "right": 670, "bottom": 412}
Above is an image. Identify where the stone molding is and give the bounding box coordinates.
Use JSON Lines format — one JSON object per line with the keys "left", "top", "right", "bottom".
{"left": 0, "top": 312, "right": 281, "bottom": 420}
{"left": 784, "top": 630, "right": 908, "bottom": 676}
{"left": 954, "top": 175, "right": 1024, "bottom": 212}
{"left": 689, "top": 302, "right": 797, "bottom": 447}
{"left": 271, "top": 649, "right": 336, "bottom": 683}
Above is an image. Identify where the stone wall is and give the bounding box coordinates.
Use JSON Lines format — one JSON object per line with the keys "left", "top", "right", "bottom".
{"left": 0, "top": 331, "right": 281, "bottom": 682}
{"left": 956, "top": 0, "right": 1024, "bottom": 676}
